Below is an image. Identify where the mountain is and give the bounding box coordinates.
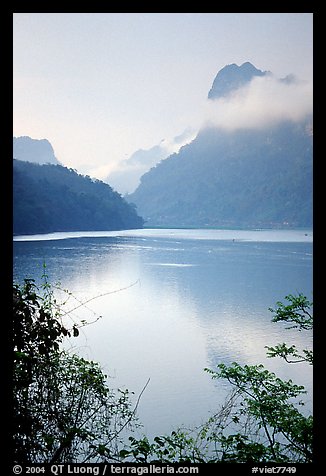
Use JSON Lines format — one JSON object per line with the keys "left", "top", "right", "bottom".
{"left": 127, "top": 120, "right": 312, "bottom": 229}
{"left": 13, "top": 160, "right": 144, "bottom": 235}
{"left": 13, "top": 136, "right": 60, "bottom": 165}
{"left": 106, "top": 144, "right": 168, "bottom": 195}
{"left": 127, "top": 62, "right": 312, "bottom": 229}
{"left": 207, "top": 62, "right": 267, "bottom": 99}
{"left": 106, "top": 128, "right": 196, "bottom": 195}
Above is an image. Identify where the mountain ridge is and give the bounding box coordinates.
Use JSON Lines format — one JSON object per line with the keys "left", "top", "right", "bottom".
{"left": 127, "top": 61, "right": 312, "bottom": 229}
{"left": 127, "top": 118, "right": 312, "bottom": 229}
{"left": 207, "top": 61, "right": 268, "bottom": 100}
{"left": 106, "top": 128, "right": 196, "bottom": 195}
{"left": 13, "top": 160, "right": 144, "bottom": 235}
{"left": 13, "top": 136, "right": 60, "bottom": 165}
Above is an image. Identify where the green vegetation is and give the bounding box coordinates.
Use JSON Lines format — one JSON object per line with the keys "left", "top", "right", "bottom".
{"left": 11, "top": 277, "right": 313, "bottom": 463}
{"left": 13, "top": 160, "right": 144, "bottom": 235}
{"left": 12, "top": 276, "right": 139, "bottom": 463}
{"left": 122, "top": 294, "right": 313, "bottom": 463}
{"left": 128, "top": 120, "right": 312, "bottom": 228}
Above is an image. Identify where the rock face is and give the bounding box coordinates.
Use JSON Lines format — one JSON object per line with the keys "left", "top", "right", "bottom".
{"left": 127, "top": 62, "right": 312, "bottom": 229}
{"left": 207, "top": 62, "right": 267, "bottom": 100}
{"left": 13, "top": 136, "right": 60, "bottom": 165}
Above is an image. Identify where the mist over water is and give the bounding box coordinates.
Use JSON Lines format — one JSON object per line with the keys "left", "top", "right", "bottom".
{"left": 13, "top": 228, "right": 313, "bottom": 437}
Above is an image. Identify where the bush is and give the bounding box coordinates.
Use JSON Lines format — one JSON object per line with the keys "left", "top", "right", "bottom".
{"left": 12, "top": 278, "right": 138, "bottom": 463}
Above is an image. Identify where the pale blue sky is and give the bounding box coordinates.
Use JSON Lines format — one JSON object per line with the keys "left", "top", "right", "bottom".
{"left": 13, "top": 13, "right": 313, "bottom": 180}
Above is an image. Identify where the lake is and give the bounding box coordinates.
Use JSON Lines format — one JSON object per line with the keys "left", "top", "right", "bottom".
{"left": 13, "top": 228, "right": 313, "bottom": 439}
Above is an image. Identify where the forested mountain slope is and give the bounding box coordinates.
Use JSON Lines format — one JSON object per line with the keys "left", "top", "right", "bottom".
{"left": 128, "top": 120, "right": 312, "bottom": 228}
{"left": 13, "top": 160, "right": 144, "bottom": 235}
{"left": 128, "top": 61, "right": 312, "bottom": 229}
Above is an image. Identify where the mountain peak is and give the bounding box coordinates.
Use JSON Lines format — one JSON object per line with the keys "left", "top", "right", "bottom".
{"left": 208, "top": 62, "right": 267, "bottom": 100}
{"left": 13, "top": 136, "right": 60, "bottom": 165}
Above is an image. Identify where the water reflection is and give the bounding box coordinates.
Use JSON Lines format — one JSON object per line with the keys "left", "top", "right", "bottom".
{"left": 13, "top": 231, "right": 313, "bottom": 437}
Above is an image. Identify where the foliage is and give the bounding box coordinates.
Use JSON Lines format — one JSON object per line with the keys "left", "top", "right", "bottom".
{"left": 12, "top": 278, "right": 313, "bottom": 464}
{"left": 128, "top": 119, "right": 312, "bottom": 228}
{"left": 265, "top": 294, "right": 313, "bottom": 365}
{"left": 122, "top": 293, "right": 313, "bottom": 463}
{"left": 12, "top": 278, "right": 138, "bottom": 463}
{"left": 268, "top": 293, "right": 313, "bottom": 331}
{"left": 205, "top": 363, "right": 312, "bottom": 462}
{"left": 13, "top": 160, "right": 144, "bottom": 234}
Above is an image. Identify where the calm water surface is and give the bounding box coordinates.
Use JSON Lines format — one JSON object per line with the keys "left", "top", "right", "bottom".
{"left": 13, "top": 228, "right": 313, "bottom": 437}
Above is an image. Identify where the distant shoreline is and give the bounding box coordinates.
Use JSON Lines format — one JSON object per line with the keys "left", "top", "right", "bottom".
{"left": 13, "top": 227, "right": 313, "bottom": 243}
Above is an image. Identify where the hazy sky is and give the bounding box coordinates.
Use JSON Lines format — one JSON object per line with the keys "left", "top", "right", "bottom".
{"left": 13, "top": 13, "right": 313, "bottom": 181}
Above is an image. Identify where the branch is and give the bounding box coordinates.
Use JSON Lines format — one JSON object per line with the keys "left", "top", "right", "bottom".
{"left": 108, "top": 377, "right": 151, "bottom": 443}
{"left": 265, "top": 343, "right": 313, "bottom": 365}
{"left": 59, "top": 280, "right": 140, "bottom": 319}
{"left": 82, "top": 377, "right": 151, "bottom": 463}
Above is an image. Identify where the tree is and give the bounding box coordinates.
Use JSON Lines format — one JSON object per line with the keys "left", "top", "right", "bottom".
{"left": 13, "top": 160, "right": 144, "bottom": 234}
{"left": 12, "top": 278, "right": 139, "bottom": 463}
{"left": 206, "top": 363, "right": 312, "bottom": 462}
{"left": 121, "top": 293, "right": 313, "bottom": 463}
{"left": 12, "top": 282, "right": 312, "bottom": 463}
{"left": 265, "top": 293, "right": 313, "bottom": 365}
{"left": 205, "top": 293, "right": 313, "bottom": 462}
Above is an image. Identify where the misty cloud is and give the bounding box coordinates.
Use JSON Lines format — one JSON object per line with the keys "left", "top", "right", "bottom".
{"left": 202, "top": 75, "right": 313, "bottom": 131}
{"left": 105, "top": 74, "right": 313, "bottom": 196}
{"left": 106, "top": 128, "right": 196, "bottom": 194}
